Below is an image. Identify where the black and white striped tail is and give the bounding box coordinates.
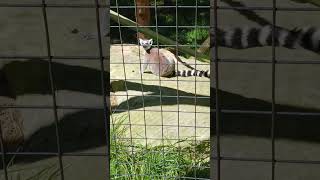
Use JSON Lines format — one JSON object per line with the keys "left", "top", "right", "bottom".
{"left": 211, "top": 25, "right": 320, "bottom": 53}
{"left": 175, "top": 69, "right": 210, "bottom": 78}
{"left": 295, "top": 26, "right": 320, "bottom": 52}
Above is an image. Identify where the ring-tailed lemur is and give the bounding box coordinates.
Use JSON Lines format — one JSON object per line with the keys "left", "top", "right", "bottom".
{"left": 139, "top": 39, "right": 210, "bottom": 78}
{"left": 211, "top": 25, "right": 320, "bottom": 53}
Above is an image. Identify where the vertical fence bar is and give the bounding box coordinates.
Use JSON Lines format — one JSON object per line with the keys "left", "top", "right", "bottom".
{"left": 41, "top": 0, "right": 64, "bottom": 179}
{"left": 93, "top": 0, "right": 110, "bottom": 179}
{"left": 114, "top": 1, "right": 135, "bottom": 179}
{"left": 175, "top": 1, "right": 182, "bottom": 178}
{"left": 211, "top": 0, "right": 220, "bottom": 179}
{"left": 106, "top": 2, "right": 111, "bottom": 178}
{"left": 153, "top": 1, "right": 166, "bottom": 178}
{"left": 133, "top": 0, "right": 148, "bottom": 150}
{"left": 194, "top": 0, "right": 198, "bottom": 178}
{"left": 271, "top": 0, "right": 277, "bottom": 179}
{"left": 110, "top": 2, "right": 120, "bottom": 180}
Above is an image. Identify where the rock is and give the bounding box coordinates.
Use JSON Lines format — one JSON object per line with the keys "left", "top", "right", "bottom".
{"left": 110, "top": 45, "right": 210, "bottom": 145}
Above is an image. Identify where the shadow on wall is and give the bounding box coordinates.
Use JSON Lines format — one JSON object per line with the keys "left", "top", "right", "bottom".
{"left": 114, "top": 80, "right": 320, "bottom": 142}
{"left": 0, "top": 59, "right": 320, "bottom": 168}
{"left": 111, "top": 80, "right": 210, "bottom": 110}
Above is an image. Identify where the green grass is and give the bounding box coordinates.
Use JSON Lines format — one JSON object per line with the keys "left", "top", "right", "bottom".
{"left": 111, "top": 114, "right": 210, "bottom": 179}
{"left": 1, "top": 113, "right": 209, "bottom": 179}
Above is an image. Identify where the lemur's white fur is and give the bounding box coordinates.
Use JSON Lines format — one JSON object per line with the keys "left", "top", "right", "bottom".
{"left": 140, "top": 39, "right": 176, "bottom": 75}
{"left": 139, "top": 38, "right": 210, "bottom": 78}
{"left": 139, "top": 38, "right": 153, "bottom": 51}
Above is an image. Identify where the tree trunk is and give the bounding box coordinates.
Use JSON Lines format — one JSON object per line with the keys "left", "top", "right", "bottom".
{"left": 136, "top": 0, "right": 150, "bottom": 39}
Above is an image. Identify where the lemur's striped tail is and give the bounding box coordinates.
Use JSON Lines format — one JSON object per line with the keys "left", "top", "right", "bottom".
{"left": 211, "top": 26, "right": 320, "bottom": 53}
{"left": 175, "top": 69, "right": 210, "bottom": 78}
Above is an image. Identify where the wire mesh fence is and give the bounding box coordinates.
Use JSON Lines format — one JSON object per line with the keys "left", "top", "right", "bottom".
{"left": 0, "top": 0, "right": 320, "bottom": 180}
{"left": 212, "top": 0, "right": 320, "bottom": 180}
{"left": 110, "top": 1, "right": 210, "bottom": 179}
{"left": 0, "top": 0, "right": 109, "bottom": 179}
{"left": 110, "top": 0, "right": 210, "bottom": 179}
{"left": 111, "top": 0, "right": 320, "bottom": 179}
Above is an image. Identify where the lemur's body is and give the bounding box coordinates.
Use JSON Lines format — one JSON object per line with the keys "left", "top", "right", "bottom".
{"left": 139, "top": 39, "right": 210, "bottom": 78}
{"left": 212, "top": 25, "right": 320, "bottom": 53}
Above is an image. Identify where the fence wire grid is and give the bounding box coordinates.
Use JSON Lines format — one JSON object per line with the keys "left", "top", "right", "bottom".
{"left": 0, "top": 0, "right": 110, "bottom": 180}
{"left": 0, "top": 0, "right": 320, "bottom": 180}
{"left": 110, "top": 0, "right": 210, "bottom": 179}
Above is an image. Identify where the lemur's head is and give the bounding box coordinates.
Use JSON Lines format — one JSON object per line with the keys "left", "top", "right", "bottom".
{"left": 139, "top": 38, "right": 153, "bottom": 50}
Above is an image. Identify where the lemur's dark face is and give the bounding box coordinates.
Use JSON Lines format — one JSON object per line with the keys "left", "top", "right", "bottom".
{"left": 139, "top": 38, "right": 153, "bottom": 50}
